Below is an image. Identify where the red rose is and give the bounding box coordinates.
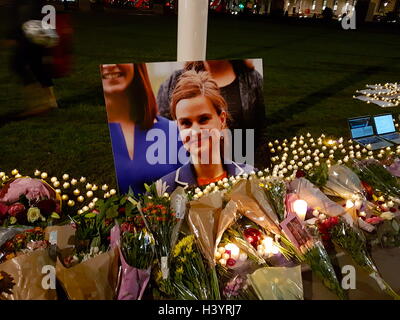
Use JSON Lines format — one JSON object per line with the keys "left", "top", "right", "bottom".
{"left": 0, "top": 202, "right": 9, "bottom": 217}
{"left": 8, "top": 203, "right": 25, "bottom": 217}
{"left": 37, "top": 199, "right": 56, "bottom": 216}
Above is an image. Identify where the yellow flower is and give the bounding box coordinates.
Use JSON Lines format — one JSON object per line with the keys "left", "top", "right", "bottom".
{"left": 176, "top": 266, "right": 184, "bottom": 274}
{"left": 173, "top": 235, "right": 195, "bottom": 257}
{"left": 155, "top": 270, "right": 162, "bottom": 282}
{"left": 184, "top": 246, "right": 193, "bottom": 254}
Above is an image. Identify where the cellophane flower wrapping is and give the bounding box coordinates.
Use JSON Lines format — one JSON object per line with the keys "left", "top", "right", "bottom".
{"left": 110, "top": 221, "right": 154, "bottom": 300}
{"left": 321, "top": 216, "right": 400, "bottom": 299}
{"left": 218, "top": 180, "right": 296, "bottom": 300}
{"left": 352, "top": 159, "right": 400, "bottom": 200}
{"left": 288, "top": 177, "right": 345, "bottom": 218}
{"left": 263, "top": 178, "right": 287, "bottom": 223}
{"left": 169, "top": 234, "right": 221, "bottom": 300}
{"left": 214, "top": 202, "right": 266, "bottom": 300}
{"left": 282, "top": 181, "right": 347, "bottom": 299}
{"left": 248, "top": 265, "right": 303, "bottom": 300}
{"left": 301, "top": 239, "right": 347, "bottom": 300}
{"left": 385, "top": 157, "right": 400, "bottom": 177}
{"left": 323, "top": 164, "right": 365, "bottom": 201}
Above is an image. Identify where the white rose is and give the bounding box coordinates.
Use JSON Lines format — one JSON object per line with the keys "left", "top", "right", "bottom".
{"left": 27, "top": 207, "right": 41, "bottom": 223}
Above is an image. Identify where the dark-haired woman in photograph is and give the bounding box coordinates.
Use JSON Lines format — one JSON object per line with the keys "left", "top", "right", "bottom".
{"left": 158, "top": 70, "right": 254, "bottom": 193}
{"left": 101, "top": 63, "right": 183, "bottom": 194}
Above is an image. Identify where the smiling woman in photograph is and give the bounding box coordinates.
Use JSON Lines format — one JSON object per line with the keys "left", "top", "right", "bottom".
{"left": 157, "top": 60, "right": 267, "bottom": 169}
{"left": 158, "top": 70, "right": 254, "bottom": 192}
{"left": 101, "top": 63, "right": 183, "bottom": 194}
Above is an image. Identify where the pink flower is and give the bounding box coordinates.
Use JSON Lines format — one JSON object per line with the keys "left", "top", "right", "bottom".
{"left": 366, "top": 216, "right": 384, "bottom": 225}
{"left": 0, "top": 178, "right": 54, "bottom": 203}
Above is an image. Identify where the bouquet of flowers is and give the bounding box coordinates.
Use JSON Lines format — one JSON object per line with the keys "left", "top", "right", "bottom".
{"left": 0, "top": 177, "right": 62, "bottom": 227}
{"left": 0, "top": 227, "right": 49, "bottom": 263}
{"left": 137, "top": 182, "right": 184, "bottom": 281}
{"left": 193, "top": 179, "right": 297, "bottom": 300}
{"left": 214, "top": 204, "right": 267, "bottom": 300}
{"left": 110, "top": 218, "right": 155, "bottom": 300}
{"left": 167, "top": 234, "right": 220, "bottom": 300}
{"left": 323, "top": 164, "right": 366, "bottom": 202}
{"left": 318, "top": 216, "right": 400, "bottom": 299}
{"left": 55, "top": 194, "right": 132, "bottom": 300}
{"left": 282, "top": 177, "right": 348, "bottom": 300}
{"left": 0, "top": 227, "right": 57, "bottom": 300}
{"left": 263, "top": 178, "right": 287, "bottom": 223}
{"left": 352, "top": 159, "right": 400, "bottom": 200}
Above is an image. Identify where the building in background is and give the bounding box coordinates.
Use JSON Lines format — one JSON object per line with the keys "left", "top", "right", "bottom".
{"left": 281, "top": 0, "right": 398, "bottom": 20}
{"left": 207, "top": 0, "right": 399, "bottom": 20}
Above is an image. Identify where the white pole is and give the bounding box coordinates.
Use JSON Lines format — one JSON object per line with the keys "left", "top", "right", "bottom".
{"left": 177, "top": 0, "right": 209, "bottom": 61}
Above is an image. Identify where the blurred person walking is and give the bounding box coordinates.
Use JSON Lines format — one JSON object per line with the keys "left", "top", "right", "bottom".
{"left": 5, "top": 0, "right": 58, "bottom": 117}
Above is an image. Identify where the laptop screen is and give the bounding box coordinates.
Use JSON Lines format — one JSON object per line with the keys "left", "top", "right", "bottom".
{"left": 374, "top": 114, "right": 396, "bottom": 135}
{"left": 348, "top": 117, "right": 374, "bottom": 139}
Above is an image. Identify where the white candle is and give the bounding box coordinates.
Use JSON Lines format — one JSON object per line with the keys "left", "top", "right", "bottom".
{"left": 293, "top": 199, "right": 308, "bottom": 221}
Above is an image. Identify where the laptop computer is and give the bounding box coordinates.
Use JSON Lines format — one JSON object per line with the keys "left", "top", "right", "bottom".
{"left": 348, "top": 116, "right": 393, "bottom": 150}
{"left": 373, "top": 113, "right": 400, "bottom": 144}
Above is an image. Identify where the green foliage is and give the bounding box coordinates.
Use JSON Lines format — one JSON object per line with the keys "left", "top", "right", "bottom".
{"left": 305, "top": 162, "right": 329, "bottom": 188}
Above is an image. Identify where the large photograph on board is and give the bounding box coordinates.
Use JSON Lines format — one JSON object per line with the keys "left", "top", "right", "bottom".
{"left": 100, "top": 59, "right": 266, "bottom": 195}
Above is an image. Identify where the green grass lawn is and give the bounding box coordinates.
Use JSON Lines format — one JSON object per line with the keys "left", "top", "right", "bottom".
{"left": 1, "top": 10, "right": 400, "bottom": 187}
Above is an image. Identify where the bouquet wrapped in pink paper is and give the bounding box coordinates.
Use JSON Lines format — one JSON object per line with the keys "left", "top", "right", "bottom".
{"left": 110, "top": 218, "right": 155, "bottom": 300}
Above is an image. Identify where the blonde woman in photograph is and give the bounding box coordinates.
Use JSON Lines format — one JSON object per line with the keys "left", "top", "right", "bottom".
{"left": 158, "top": 70, "right": 253, "bottom": 192}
